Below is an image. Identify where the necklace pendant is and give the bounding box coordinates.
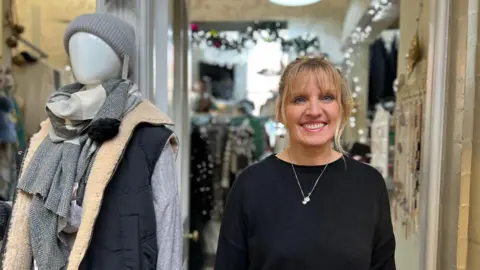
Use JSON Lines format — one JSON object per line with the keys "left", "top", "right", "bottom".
{"left": 302, "top": 197, "right": 310, "bottom": 205}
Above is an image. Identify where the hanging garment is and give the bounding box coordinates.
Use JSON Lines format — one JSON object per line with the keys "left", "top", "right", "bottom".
{"left": 190, "top": 125, "right": 214, "bottom": 224}
{"left": 230, "top": 115, "right": 266, "bottom": 160}
{"left": 0, "top": 95, "right": 15, "bottom": 144}
{"left": 368, "top": 39, "right": 390, "bottom": 112}
{"left": 0, "top": 113, "right": 16, "bottom": 144}
{"left": 188, "top": 125, "right": 214, "bottom": 270}
{"left": 0, "top": 201, "right": 11, "bottom": 241}
{"left": 204, "top": 122, "right": 229, "bottom": 221}
{"left": 387, "top": 36, "right": 398, "bottom": 99}
{"left": 0, "top": 144, "right": 16, "bottom": 201}
{"left": 0, "top": 95, "right": 12, "bottom": 113}
{"left": 11, "top": 97, "right": 26, "bottom": 149}
{"left": 370, "top": 105, "right": 391, "bottom": 179}
{"left": 221, "top": 122, "right": 255, "bottom": 190}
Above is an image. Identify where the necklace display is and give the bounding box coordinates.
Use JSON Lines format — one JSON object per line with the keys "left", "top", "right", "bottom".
{"left": 288, "top": 151, "right": 329, "bottom": 205}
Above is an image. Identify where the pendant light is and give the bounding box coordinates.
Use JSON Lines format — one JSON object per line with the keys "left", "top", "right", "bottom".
{"left": 269, "top": 0, "right": 321, "bottom": 6}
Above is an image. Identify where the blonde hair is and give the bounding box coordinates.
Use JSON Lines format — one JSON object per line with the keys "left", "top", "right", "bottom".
{"left": 276, "top": 56, "right": 353, "bottom": 153}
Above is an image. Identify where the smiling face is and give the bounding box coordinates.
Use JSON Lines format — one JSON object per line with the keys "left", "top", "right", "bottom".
{"left": 277, "top": 57, "right": 352, "bottom": 152}
{"left": 285, "top": 73, "right": 340, "bottom": 148}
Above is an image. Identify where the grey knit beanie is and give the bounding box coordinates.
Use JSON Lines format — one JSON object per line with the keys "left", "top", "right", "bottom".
{"left": 64, "top": 13, "right": 135, "bottom": 77}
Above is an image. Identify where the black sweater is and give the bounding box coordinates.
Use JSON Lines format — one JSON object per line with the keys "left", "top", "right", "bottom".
{"left": 215, "top": 155, "right": 396, "bottom": 270}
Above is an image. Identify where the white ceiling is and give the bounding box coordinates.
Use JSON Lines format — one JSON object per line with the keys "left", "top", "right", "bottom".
{"left": 11, "top": 0, "right": 351, "bottom": 68}
{"left": 189, "top": 0, "right": 350, "bottom": 21}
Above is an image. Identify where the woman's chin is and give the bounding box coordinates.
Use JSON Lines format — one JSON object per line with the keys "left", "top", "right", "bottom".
{"left": 297, "top": 137, "right": 333, "bottom": 148}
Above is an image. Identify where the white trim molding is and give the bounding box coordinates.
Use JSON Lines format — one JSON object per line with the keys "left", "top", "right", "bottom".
{"left": 420, "top": 0, "right": 451, "bottom": 269}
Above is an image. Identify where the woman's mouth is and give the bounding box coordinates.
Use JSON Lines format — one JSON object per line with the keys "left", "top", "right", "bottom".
{"left": 301, "top": 123, "right": 327, "bottom": 132}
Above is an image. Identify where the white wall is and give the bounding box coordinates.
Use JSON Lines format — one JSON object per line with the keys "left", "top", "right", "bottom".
{"left": 246, "top": 40, "right": 282, "bottom": 114}
{"left": 287, "top": 17, "right": 344, "bottom": 64}
{"left": 234, "top": 62, "right": 248, "bottom": 100}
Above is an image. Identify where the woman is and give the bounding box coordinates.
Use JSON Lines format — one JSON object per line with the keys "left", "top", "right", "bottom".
{"left": 214, "top": 57, "right": 396, "bottom": 270}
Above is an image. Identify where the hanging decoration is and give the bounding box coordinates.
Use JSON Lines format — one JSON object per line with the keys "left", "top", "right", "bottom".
{"left": 406, "top": 34, "right": 421, "bottom": 75}
{"left": 190, "top": 21, "right": 321, "bottom": 56}
{"left": 392, "top": 77, "right": 424, "bottom": 238}
{"left": 345, "top": 75, "right": 368, "bottom": 143}
{"left": 392, "top": 0, "right": 425, "bottom": 238}
{"left": 406, "top": 0, "right": 423, "bottom": 75}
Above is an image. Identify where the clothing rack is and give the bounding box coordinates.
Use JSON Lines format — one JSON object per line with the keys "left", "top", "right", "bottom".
{"left": 0, "top": 68, "right": 21, "bottom": 201}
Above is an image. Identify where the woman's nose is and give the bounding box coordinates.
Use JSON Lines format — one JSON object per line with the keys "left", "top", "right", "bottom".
{"left": 306, "top": 100, "right": 322, "bottom": 116}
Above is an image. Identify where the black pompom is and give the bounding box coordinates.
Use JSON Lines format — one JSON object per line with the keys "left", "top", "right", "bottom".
{"left": 88, "top": 118, "right": 121, "bottom": 142}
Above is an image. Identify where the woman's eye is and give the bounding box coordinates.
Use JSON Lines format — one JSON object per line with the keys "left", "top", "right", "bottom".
{"left": 322, "top": 95, "right": 335, "bottom": 101}
{"left": 293, "top": 97, "right": 305, "bottom": 104}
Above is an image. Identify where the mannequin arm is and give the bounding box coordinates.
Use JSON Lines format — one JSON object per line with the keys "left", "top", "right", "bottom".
{"left": 151, "top": 143, "right": 182, "bottom": 270}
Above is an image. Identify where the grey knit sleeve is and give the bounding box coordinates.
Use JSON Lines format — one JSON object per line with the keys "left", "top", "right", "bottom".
{"left": 151, "top": 143, "right": 183, "bottom": 270}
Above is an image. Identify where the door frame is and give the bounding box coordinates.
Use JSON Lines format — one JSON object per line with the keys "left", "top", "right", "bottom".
{"left": 170, "top": 0, "right": 192, "bottom": 267}
{"left": 419, "top": 0, "right": 450, "bottom": 269}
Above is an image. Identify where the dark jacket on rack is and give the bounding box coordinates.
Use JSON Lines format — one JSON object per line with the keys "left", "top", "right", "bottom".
{"left": 368, "top": 38, "right": 397, "bottom": 112}
{"left": 2, "top": 100, "right": 178, "bottom": 270}
{"left": 189, "top": 125, "right": 214, "bottom": 270}
{"left": 387, "top": 36, "right": 398, "bottom": 98}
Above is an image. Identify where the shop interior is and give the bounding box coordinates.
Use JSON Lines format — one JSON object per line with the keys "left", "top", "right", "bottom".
{"left": 0, "top": 0, "right": 432, "bottom": 269}
{"left": 186, "top": 0, "right": 417, "bottom": 269}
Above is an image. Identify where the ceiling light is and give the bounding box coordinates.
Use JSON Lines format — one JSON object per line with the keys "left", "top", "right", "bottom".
{"left": 269, "top": 0, "right": 321, "bottom": 6}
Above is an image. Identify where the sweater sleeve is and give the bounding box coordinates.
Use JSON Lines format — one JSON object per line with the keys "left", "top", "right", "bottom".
{"left": 151, "top": 143, "right": 183, "bottom": 270}
{"left": 215, "top": 175, "right": 249, "bottom": 270}
{"left": 370, "top": 181, "right": 396, "bottom": 270}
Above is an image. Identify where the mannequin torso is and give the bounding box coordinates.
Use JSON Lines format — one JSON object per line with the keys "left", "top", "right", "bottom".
{"left": 68, "top": 32, "right": 122, "bottom": 87}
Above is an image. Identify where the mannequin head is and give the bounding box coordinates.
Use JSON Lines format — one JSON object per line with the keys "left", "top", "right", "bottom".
{"left": 64, "top": 13, "right": 136, "bottom": 86}
{"left": 69, "top": 32, "right": 122, "bottom": 85}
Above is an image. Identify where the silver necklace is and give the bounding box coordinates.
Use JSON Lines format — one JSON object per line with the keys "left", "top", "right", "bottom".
{"left": 288, "top": 152, "right": 329, "bottom": 205}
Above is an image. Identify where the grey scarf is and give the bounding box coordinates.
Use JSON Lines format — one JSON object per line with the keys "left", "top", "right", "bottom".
{"left": 17, "top": 79, "right": 142, "bottom": 270}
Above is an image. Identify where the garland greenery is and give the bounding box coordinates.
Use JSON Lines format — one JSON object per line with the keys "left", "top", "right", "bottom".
{"left": 190, "top": 21, "right": 320, "bottom": 55}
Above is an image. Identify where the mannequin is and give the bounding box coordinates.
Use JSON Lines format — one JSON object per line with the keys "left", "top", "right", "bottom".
{"left": 69, "top": 32, "right": 122, "bottom": 85}
{"left": 3, "top": 13, "right": 182, "bottom": 270}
